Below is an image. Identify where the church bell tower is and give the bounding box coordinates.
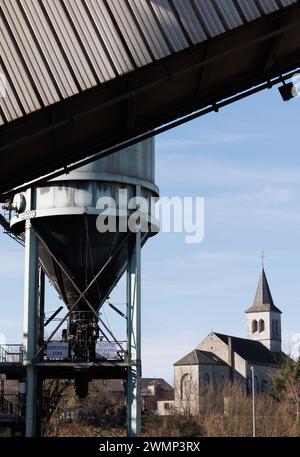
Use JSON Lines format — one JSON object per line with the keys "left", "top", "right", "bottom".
{"left": 245, "top": 267, "right": 282, "bottom": 352}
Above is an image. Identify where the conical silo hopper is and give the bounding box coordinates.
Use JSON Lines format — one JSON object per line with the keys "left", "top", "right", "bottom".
{"left": 10, "top": 139, "right": 159, "bottom": 328}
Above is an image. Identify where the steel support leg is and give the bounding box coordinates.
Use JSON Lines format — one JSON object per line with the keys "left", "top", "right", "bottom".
{"left": 23, "top": 189, "right": 39, "bottom": 437}
{"left": 36, "top": 266, "right": 45, "bottom": 436}
{"left": 38, "top": 267, "right": 45, "bottom": 345}
{"left": 127, "top": 229, "right": 141, "bottom": 437}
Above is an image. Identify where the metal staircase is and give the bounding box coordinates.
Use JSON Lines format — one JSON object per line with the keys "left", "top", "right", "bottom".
{"left": 0, "top": 394, "right": 24, "bottom": 436}
{"left": 0, "top": 380, "right": 69, "bottom": 436}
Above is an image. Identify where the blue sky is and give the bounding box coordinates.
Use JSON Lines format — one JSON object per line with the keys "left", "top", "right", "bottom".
{"left": 0, "top": 86, "right": 299, "bottom": 384}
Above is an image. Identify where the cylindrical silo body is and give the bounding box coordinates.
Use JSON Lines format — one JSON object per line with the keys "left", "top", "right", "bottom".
{"left": 10, "top": 139, "right": 159, "bottom": 315}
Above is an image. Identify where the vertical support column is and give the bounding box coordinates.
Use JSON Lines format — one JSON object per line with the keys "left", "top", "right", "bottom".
{"left": 38, "top": 267, "right": 45, "bottom": 345}
{"left": 23, "top": 189, "right": 39, "bottom": 437}
{"left": 251, "top": 366, "right": 256, "bottom": 438}
{"left": 127, "top": 228, "right": 142, "bottom": 437}
{"left": 37, "top": 266, "right": 45, "bottom": 436}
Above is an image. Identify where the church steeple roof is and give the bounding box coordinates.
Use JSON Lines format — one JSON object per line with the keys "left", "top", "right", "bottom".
{"left": 245, "top": 268, "right": 282, "bottom": 314}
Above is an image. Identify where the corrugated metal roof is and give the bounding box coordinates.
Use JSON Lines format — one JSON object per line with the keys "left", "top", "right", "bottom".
{"left": 0, "top": 0, "right": 298, "bottom": 126}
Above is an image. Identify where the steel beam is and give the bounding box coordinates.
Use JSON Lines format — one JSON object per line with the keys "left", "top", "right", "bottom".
{"left": 23, "top": 189, "right": 39, "bottom": 437}
{"left": 127, "top": 228, "right": 142, "bottom": 437}
{"left": 38, "top": 267, "right": 45, "bottom": 344}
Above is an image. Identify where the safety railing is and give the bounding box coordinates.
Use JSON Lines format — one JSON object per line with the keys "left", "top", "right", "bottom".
{"left": 0, "top": 342, "right": 127, "bottom": 363}
{"left": 0, "top": 345, "right": 23, "bottom": 363}
{"left": 0, "top": 394, "right": 23, "bottom": 420}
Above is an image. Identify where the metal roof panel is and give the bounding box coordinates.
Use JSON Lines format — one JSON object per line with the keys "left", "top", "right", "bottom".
{"left": 173, "top": 0, "right": 207, "bottom": 44}
{"left": 258, "top": 0, "right": 280, "bottom": 14}
{"left": 192, "top": 0, "right": 226, "bottom": 37}
{"left": 149, "top": 0, "right": 188, "bottom": 52}
{"left": 106, "top": 0, "right": 152, "bottom": 67}
{"left": 214, "top": 0, "right": 244, "bottom": 29}
{"left": 279, "top": 0, "right": 298, "bottom": 5}
{"left": 234, "top": 0, "right": 261, "bottom": 22}
{"left": 0, "top": 14, "right": 41, "bottom": 116}
{"left": 62, "top": 0, "right": 116, "bottom": 83}
{"left": 0, "top": 0, "right": 297, "bottom": 126}
{"left": 41, "top": 0, "right": 97, "bottom": 90}
{"left": 19, "top": 0, "right": 79, "bottom": 99}
{"left": 128, "top": 0, "right": 171, "bottom": 60}
{"left": 1, "top": 0, "right": 59, "bottom": 106}
{"left": 84, "top": 0, "right": 134, "bottom": 76}
{"left": 0, "top": 63, "right": 23, "bottom": 121}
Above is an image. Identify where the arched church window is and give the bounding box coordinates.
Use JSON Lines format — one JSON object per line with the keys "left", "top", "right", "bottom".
{"left": 272, "top": 319, "right": 276, "bottom": 335}
{"left": 180, "top": 373, "right": 190, "bottom": 400}
{"left": 252, "top": 320, "right": 258, "bottom": 333}
{"left": 275, "top": 320, "right": 279, "bottom": 335}
{"left": 259, "top": 319, "right": 265, "bottom": 332}
{"left": 204, "top": 373, "right": 210, "bottom": 386}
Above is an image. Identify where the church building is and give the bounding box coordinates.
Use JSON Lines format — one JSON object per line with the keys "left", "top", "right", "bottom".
{"left": 174, "top": 268, "right": 286, "bottom": 414}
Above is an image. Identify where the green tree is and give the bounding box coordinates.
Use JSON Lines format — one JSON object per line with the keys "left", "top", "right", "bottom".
{"left": 271, "top": 355, "right": 300, "bottom": 434}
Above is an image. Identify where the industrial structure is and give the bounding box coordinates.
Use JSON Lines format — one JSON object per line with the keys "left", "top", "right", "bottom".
{"left": 0, "top": 0, "right": 300, "bottom": 438}
{"left": 0, "top": 139, "right": 159, "bottom": 436}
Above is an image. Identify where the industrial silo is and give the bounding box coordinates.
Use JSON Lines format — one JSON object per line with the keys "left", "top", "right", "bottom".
{"left": 10, "top": 139, "right": 159, "bottom": 367}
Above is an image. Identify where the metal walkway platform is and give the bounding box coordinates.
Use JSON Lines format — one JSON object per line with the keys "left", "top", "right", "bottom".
{"left": 0, "top": 361, "right": 128, "bottom": 380}
{"left": 0, "top": 343, "right": 128, "bottom": 380}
